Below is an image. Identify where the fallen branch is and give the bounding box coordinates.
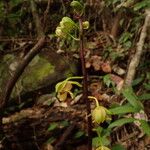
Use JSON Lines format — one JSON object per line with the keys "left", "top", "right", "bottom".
{"left": 124, "top": 9, "right": 150, "bottom": 87}
{"left": 2, "top": 104, "right": 87, "bottom": 149}
{"left": 0, "top": 36, "right": 45, "bottom": 110}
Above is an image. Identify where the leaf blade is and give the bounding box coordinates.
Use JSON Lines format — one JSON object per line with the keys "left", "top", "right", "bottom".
{"left": 122, "top": 87, "right": 143, "bottom": 110}
{"left": 109, "top": 103, "right": 138, "bottom": 115}
{"left": 108, "top": 118, "right": 136, "bottom": 129}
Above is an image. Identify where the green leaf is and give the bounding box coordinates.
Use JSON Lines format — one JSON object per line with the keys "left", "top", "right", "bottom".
{"left": 103, "top": 74, "right": 114, "bottom": 87}
{"left": 92, "top": 137, "right": 101, "bottom": 147}
{"left": 10, "top": 0, "right": 22, "bottom": 7}
{"left": 74, "top": 131, "right": 85, "bottom": 139}
{"left": 47, "top": 123, "right": 58, "bottom": 131}
{"left": 112, "top": 144, "right": 126, "bottom": 150}
{"left": 109, "top": 103, "right": 138, "bottom": 115}
{"left": 0, "top": 2, "right": 4, "bottom": 17}
{"left": 133, "top": 1, "right": 150, "bottom": 11}
{"left": 93, "top": 126, "right": 103, "bottom": 137}
{"left": 139, "top": 120, "right": 150, "bottom": 136}
{"left": 122, "top": 87, "right": 143, "bottom": 110}
{"left": 59, "top": 120, "right": 69, "bottom": 127}
{"left": 108, "top": 118, "right": 136, "bottom": 129}
{"left": 46, "top": 137, "right": 56, "bottom": 144}
{"left": 146, "top": 72, "right": 150, "bottom": 80}
{"left": 119, "top": 32, "right": 132, "bottom": 44}
{"left": 143, "top": 83, "right": 150, "bottom": 90}
{"left": 123, "top": 41, "right": 132, "bottom": 49}
{"left": 138, "top": 93, "right": 150, "bottom": 101}
{"left": 132, "top": 76, "right": 144, "bottom": 86}
{"left": 100, "top": 136, "right": 110, "bottom": 146}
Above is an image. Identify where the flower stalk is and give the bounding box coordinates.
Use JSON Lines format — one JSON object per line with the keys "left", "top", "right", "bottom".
{"left": 79, "top": 17, "right": 92, "bottom": 150}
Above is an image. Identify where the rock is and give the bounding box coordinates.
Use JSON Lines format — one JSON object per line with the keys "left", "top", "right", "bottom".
{"left": 0, "top": 49, "right": 77, "bottom": 99}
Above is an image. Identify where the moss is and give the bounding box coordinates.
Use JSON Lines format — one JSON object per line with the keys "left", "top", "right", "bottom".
{"left": 21, "top": 56, "right": 55, "bottom": 91}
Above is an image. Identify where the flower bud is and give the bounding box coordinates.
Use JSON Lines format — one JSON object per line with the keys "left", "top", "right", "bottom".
{"left": 61, "top": 17, "right": 76, "bottom": 31}
{"left": 55, "top": 27, "right": 66, "bottom": 38}
{"left": 92, "top": 106, "right": 107, "bottom": 124}
{"left": 82, "top": 21, "right": 89, "bottom": 29}
{"left": 70, "top": 0, "right": 83, "bottom": 14}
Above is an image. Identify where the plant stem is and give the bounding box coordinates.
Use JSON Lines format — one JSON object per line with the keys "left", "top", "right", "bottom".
{"left": 79, "top": 18, "right": 92, "bottom": 150}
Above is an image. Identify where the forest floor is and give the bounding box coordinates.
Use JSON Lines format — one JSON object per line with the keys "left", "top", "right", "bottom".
{"left": 0, "top": 1, "right": 150, "bottom": 150}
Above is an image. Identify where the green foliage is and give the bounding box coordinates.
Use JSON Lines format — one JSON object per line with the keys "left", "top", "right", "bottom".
{"left": 0, "top": 0, "right": 27, "bottom": 35}
{"left": 106, "top": 0, "right": 150, "bottom": 12}
{"left": 54, "top": 0, "right": 150, "bottom": 148}
{"left": 46, "top": 137, "right": 56, "bottom": 144}
{"left": 92, "top": 127, "right": 110, "bottom": 148}
{"left": 103, "top": 74, "right": 114, "bottom": 88}
{"left": 112, "top": 144, "right": 126, "bottom": 150}
{"left": 139, "top": 120, "right": 150, "bottom": 136}
{"left": 119, "top": 32, "right": 133, "bottom": 49}
{"left": 122, "top": 87, "right": 143, "bottom": 110}
{"left": 109, "top": 103, "right": 138, "bottom": 115}
{"left": 139, "top": 93, "right": 150, "bottom": 101}
{"left": 73, "top": 131, "right": 85, "bottom": 139}
{"left": 0, "top": 2, "right": 4, "bottom": 19}
{"left": 48, "top": 121, "right": 70, "bottom": 132}
{"left": 107, "top": 86, "right": 150, "bottom": 137}
{"left": 133, "top": 0, "right": 150, "bottom": 11}
{"left": 59, "top": 120, "right": 69, "bottom": 127}
{"left": 143, "top": 83, "right": 150, "bottom": 90}
{"left": 132, "top": 76, "right": 144, "bottom": 86}
{"left": 9, "top": 0, "right": 22, "bottom": 7}
{"left": 108, "top": 118, "right": 136, "bottom": 128}
{"left": 47, "top": 123, "right": 58, "bottom": 131}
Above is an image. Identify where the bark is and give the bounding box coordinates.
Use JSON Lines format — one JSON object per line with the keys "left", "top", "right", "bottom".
{"left": 124, "top": 9, "right": 150, "bottom": 87}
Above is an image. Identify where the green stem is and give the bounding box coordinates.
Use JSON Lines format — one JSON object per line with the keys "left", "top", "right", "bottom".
{"left": 67, "top": 32, "right": 80, "bottom": 41}
{"left": 79, "top": 18, "right": 92, "bottom": 150}
{"left": 67, "top": 76, "right": 83, "bottom": 80}
{"left": 88, "top": 96, "right": 99, "bottom": 107}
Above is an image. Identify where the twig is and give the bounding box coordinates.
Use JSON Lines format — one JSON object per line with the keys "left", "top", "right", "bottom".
{"left": 124, "top": 9, "right": 150, "bottom": 87}
{"left": 0, "top": 37, "right": 52, "bottom": 42}
{"left": 43, "top": 0, "right": 51, "bottom": 30}
{"left": 54, "top": 124, "right": 76, "bottom": 150}
{"left": 30, "top": 0, "right": 44, "bottom": 37}
{"left": 0, "top": 37, "right": 45, "bottom": 110}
